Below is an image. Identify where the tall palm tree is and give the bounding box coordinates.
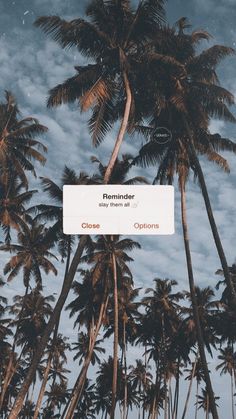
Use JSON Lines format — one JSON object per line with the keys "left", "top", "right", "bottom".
{"left": 0, "top": 217, "right": 57, "bottom": 411}
{"left": 140, "top": 278, "right": 183, "bottom": 419}
{"left": 33, "top": 333, "right": 70, "bottom": 419}
{"left": 0, "top": 290, "right": 55, "bottom": 413}
{"left": 133, "top": 21, "right": 236, "bottom": 417}
{"left": 64, "top": 236, "right": 140, "bottom": 418}
{"left": 103, "top": 279, "right": 140, "bottom": 419}
{"left": 216, "top": 346, "right": 236, "bottom": 419}
{"left": 133, "top": 19, "right": 236, "bottom": 304}
{"left": 82, "top": 235, "right": 140, "bottom": 419}
{"left": 129, "top": 359, "right": 153, "bottom": 419}
{"left": 62, "top": 267, "right": 109, "bottom": 418}
{"left": 34, "top": 0, "right": 166, "bottom": 183}
{"left": 74, "top": 379, "right": 96, "bottom": 419}
{"left": 95, "top": 356, "right": 122, "bottom": 419}
{"left": 0, "top": 280, "right": 13, "bottom": 412}
{"left": 0, "top": 91, "right": 47, "bottom": 188}
{"left": 9, "top": 232, "right": 88, "bottom": 419}
{"left": 182, "top": 354, "right": 200, "bottom": 419}
{"left": 184, "top": 287, "right": 220, "bottom": 357}
{"left": 9, "top": 290, "right": 55, "bottom": 354}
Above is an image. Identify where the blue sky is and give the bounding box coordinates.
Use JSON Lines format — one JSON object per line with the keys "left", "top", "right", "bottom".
{"left": 0, "top": 0, "right": 236, "bottom": 417}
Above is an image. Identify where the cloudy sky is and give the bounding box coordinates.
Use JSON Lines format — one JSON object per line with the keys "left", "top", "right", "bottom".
{"left": 1, "top": 0, "right": 236, "bottom": 417}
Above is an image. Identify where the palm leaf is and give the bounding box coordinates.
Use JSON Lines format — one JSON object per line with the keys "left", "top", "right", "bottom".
{"left": 47, "top": 65, "right": 102, "bottom": 108}
{"left": 88, "top": 99, "right": 115, "bottom": 146}
{"left": 34, "top": 16, "right": 110, "bottom": 58}
{"left": 80, "top": 77, "right": 110, "bottom": 111}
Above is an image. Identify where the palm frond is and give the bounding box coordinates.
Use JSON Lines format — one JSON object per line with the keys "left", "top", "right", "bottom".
{"left": 192, "top": 45, "right": 235, "bottom": 70}
{"left": 47, "top": 65, "right": 102, "bottom": 107}
{"left": 40, "top": 177, "right": 63, "bottom": 201}
{"left": 88, "top": 99, "right": 115, "bottom": 147}
{"left": 35, "top": 16, "right": 110, "bottom": 58}
{"left": 80, "top": 77, "right": 110, "bottom": 112}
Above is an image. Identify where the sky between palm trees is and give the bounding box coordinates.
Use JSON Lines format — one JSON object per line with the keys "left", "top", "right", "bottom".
{"left": 0, "top": 0, "right": 236, "bottom": 417}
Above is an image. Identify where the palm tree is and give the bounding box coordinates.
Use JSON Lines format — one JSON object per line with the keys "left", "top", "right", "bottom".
{"left": 142, "top": 383, "right": 165, "bottom": 419}
{"left": 9, "top": 233, "right": 88, "bottom": 419}
{"left": 0, "top": 91, "right": 47, "bottom": 188}
{"left": 132, "top": 20, "right": 236, "bottom": 416}
{"left": 19, "top": 400, "right": 36, "bottom": 419}
{"left": 91, "top": 154, "right": 148, "bottom": 185}
{"left": 0, "top": 215, "right": 57, "bottom": 289}
{"left": 196, "top": 387, "right": 220, "bottom": 419}
{"left": 95, "top": 356, "right": 122, "bottom": 419}
{"left": 0, "top": 280, "right": 13, "bottom": 412}
{"left": 9, "top": 289, "right": 55, "bottom": 354}
{"left": 31, "top": 165, "right": 91, "bottom": 250}
{"left": 33, "top": 333, "right": 70, "bottom": 419}
{"left": 44, "top": 381, "right": 69, "bottom": 416}
{"left": 0, "top": 176, "right": 37, "bottom": 243}
{"left": 133, "top": 19, "right": 236, "bottom": 304}
{"left": 103, "top": 279, "right": 140, "bottom": 419}
{"left": 129, "top": 359, "right": 153, "bottom": 419}
{"left": 74, "top": 379, "right": 96, "bottom": 419}
{"left": 81, "top": 235, "right": 140, "bottom": 419}
{"left": 62, "top": 267, "right": 109, "bottom": 418}
{"left": 64, "top": 236, "right": 140, "bottom": 418}
{"left": 0, "top": 290, "right": 55, "bottom": 413}
{"left": 182, "top": 354, "right": 198, "bottom": 419}
{"left": 0, "top": 266, "right": 55, "bottom": 406}
{"left": 216, "top": 346, "right": 236, "bottom": 419}
{"left": 72, "top": 332, "right": 105, "bottom": 366}
{"left": 140, "top": 278, "right": 183, "bottom": 419}
{"left": 184, "top": 287, "right": 220, "bottom": 357}
{"left": 34, "top": 0, "right": 165, "bottom": 183}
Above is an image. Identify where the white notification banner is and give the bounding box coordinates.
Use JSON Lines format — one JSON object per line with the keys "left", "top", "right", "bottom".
{"left": 63, "top": 185, "right": 174, "bottom": 235}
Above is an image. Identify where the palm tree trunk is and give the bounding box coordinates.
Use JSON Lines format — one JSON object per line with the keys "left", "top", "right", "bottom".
{"left": 142, "top": 347, "right": 147, "bottom": 419}
{"left": 63, "top": 295, "right": 109, "bottom": 418}
{"left": 122, "top": 319, "right": 128, "bottom": 419}
{"left": 168, "top": 380, "right": 172, "bottom": 419}
{"left": 180, "top": 178, "right": 219, "bottom": 419}
{"left": 151, "top": 362, "right": 159, "bottom": 419}
{"left": 206, "top": 395, "right": 209, "bottom": 419}
{"left": 0, "top": 353, "right": 14, "bottom": 411}
{"left": 8, "top": 235, "right": 87, "bottom": 419}
{"left": 231, "top": 373, "right": 235, "bottom": 419}
{"left": 175, "top": 377, "right": 180, "bottom": 419}
{"left": 187, "top": 136, "right": 236, "bottom": 306}
{"left": 33, "top": 241, "right": 71, "bottom": 419}
{"left": 110, "top": 251, "right": 119, "bottom": 419}
{"left": 104, "top": 71, "right": 132, "bottom": 184}
{"left": 32, "top": 314, "right": 61, "bottom": 419}
{"left": 195, "top": 381, "right": 199, "bottom": 419}
{"left": 173, "top": 357, "right": 180, "bottom": 419}
{"left": 181, "top": 356, "right": 198, "bottom": 419}
{"left": 33, "top": 354, "right": 52, "bottom": 419}
{"left": 0, "top": 285, "right": 29, "bottom": 411}
{"left": 164, "top": 375, "right": 168, "bottom": 419}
